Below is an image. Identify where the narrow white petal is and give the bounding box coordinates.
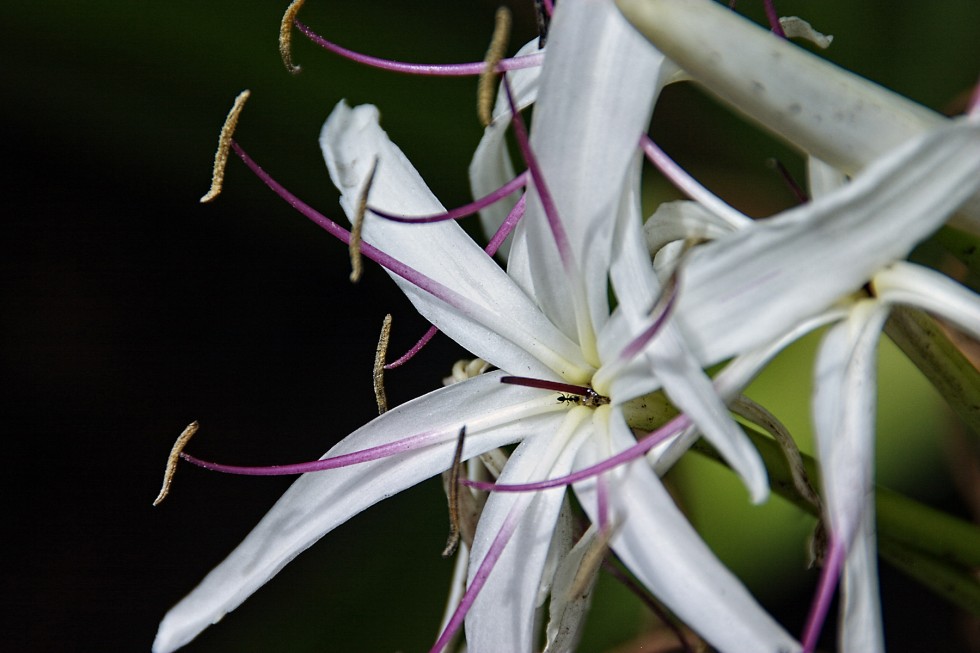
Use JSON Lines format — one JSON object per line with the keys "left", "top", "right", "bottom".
{"left": 544, "top": 525, "right": 600, "bottom": 653}
{"left": 874, "top": 261, "right": 980, "bottom": 342}
{"left": 321, "top": 101, "right": 591, "bottom": 382}
{"left": 516, "top": 0, "right": 675, "bottom": 341}
{"left": 573, "top": 410, "right": 800, "bottom": 653}
{"left": 675, "top": 119, "right": 980, "bottom": 365}
{"left": 153, "top": 373, "right": 558, "bottom": 653}
{"left": 603, "top": 185, "right": 769, "bottom": 502}
{"left": 806, "top": 156, "right": 847, "bottom": 199}
{"left": 469, "top": 38, "right": 542, "bottom": 258}
{"left": 840, "top": 507, "right": 885, "bottom": 653}
{"left": 812, "top": 301, "right": 888, "bottom": 653}
{"left": 465, "top": 409, "right": 592, "bottom": 653}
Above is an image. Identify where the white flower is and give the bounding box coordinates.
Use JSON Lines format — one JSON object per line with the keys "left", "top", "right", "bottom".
{"left": 154, "top": 2, "right": 796, "bottom": 653}
{"left": 648, "top": 112, "right": 980, "bottom": 652}
{"left": 614, "top": 4, "right": 980, "bottom": 646}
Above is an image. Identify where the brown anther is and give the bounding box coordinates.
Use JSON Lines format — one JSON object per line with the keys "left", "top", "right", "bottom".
{"left": 279, "top": 0, "right": 307, "bottom": 74}
{"left": 153, "top": 421, "right": 200, "bottom": 506}
{"left": 442, "top": 426, "right": 467, "bottom": 557}
{"left": 200, "top": 90, "right": 251, "bottom": 203}
{"left": 478, "top": 7, "right": 512, "bottom": 127}
{"left": 349, "top": 157, "right": 379, "bottom": 283}
{"left": 373, "top": 313, "right": 392, "bottom": 414}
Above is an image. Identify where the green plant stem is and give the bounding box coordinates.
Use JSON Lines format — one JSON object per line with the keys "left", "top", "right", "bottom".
{"left": 884, "top": 306, "right": 980, "bottom": 440}
{"left": 690, "top": 428, "right": 980, "bottom": 614}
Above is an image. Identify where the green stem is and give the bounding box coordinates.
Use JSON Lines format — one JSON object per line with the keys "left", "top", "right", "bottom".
{"left": 884, "top": 306, "right": 980, "bottom": 440}
{"left": 689, "top": 428, "right": 980, "bottom": 614}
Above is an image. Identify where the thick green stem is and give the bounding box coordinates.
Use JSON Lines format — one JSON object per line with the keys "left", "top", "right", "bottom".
{"left": 884, "top": 306, "right": 980, "bottom": 439}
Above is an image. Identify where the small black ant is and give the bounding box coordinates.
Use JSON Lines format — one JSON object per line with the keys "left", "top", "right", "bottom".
{"left": 556, "top": 394, "right": 581, "bottom": 405}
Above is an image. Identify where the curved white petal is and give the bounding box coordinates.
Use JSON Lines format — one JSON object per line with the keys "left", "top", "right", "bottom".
{"left": 515, "top": 0, "right": 675, "bottom": 342}
{"left": 153, "top": 373, "right": 559, "bottom": 653}
{"left": 469, "top": 38, "right": 542, "bottom": 258}
{"left": 644, "top": 199, "right": 739, "bottom": 255}
{"left": 572, "top": 409, "right": 800, "bottom": 653}
{"left": 675, "top": 118, "right": 980, "bottom": 365}
{"left": 874, "top": 261, "right": 980, "bottom": 341}
{"left": 465, "top": 409, "right": 592, "bottom": 653}
{"left": 615, "top": 0, "right": 980, "bottom": 232}
{"left": 812, "top": 301, "right": 888, "bottom": 653}
{"left": 321, "top": 101, "right": 591, "bottom": 382}
{"left": 603, "top": 183, "right": 769, "bottom": 502}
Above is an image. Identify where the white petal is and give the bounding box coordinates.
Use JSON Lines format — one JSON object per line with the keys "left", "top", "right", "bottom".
{"left": 603, "top": 185, "right": 769, "bottom": 502}
{"left": 874, "top": 261, "right": 980, "bottom": 342}
{"left": 573, "top": 409, "right": 800, "bottom": 653}
{"left": 615, "top": 0, "right": 980, "bottom": 232}
{"left": 806, "top": 155, "right": 847, "bottom": 199}
{"left": 644, "top": 199, "right": 739, "bottom": 256}
{"left": 812, "top": 301, "right": 888, "bottom": 653}
{"left": 515, "top": 0, "right": 675, "bottom": 341}
{"left": 321, "top": 101, "right": 591, "bottom": 382}
{"left": 543, "top": 525, "right": 600, "bottom": 653}
{"left": 840, "top": 507, "right": 885, "bottom": 653}
{"left": 465, "top": 409, "right": 592, "bottom": 653}
{"left": 469, "top": 38, "right": 542, "bottom": 259}
{"left": 674, "top": 118, "right": 980, "bottom": 365}
{"left": 153, "top": 373, "right": 557, "bottom": 653}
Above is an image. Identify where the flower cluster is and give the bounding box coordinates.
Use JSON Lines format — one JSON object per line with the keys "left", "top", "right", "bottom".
{"left": 154, "top": 1, "right": 980, "bottom": 652}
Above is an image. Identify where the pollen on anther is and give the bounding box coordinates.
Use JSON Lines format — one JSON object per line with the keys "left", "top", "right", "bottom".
{"left": 279, "top": 0, "right": 307, "bottom": 74}
{"left": 349, "top": 157, "right": 379, "bottom": 283}
{"left": 478, "top": 7, "right": 512, "bottom": 127}
{"left": 153, "top": 421, "right": 200, "bottom": 505}
{"left": 200, "top": 90, "right": 251, "bottom": 203}
{"left": 373, "top": 314, "right": 392, "bottom": 414}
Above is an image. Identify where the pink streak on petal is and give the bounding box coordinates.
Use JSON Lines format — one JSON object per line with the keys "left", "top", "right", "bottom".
{"left": 502, "top": 77, "right": 575, "bottom": 274}
{"left": 231, "top": 142, "right": 475, "bottom": 314}
{"left": 368, "top": 172, "right": 527, "bottom": 224}
{"left": 801, "top": 535, "right": 844, "bottom": 653}
{"left": 615, "top": 282, "right": 678, "bottom": 363}
{"left": 596, "top": 473, "right": 610, "bottom": 530}
{"left": 430, "top": 503, "right": 524, "bottom": 653}
{"left": 461, "top": 414, "right": 691, "bottom": 492}
{"left": 295, "top": 20, "right": 543, "bottom": 76}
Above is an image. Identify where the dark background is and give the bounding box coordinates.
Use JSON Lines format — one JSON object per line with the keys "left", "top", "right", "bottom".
{"left": 3, "top": 1, "right": 978, "bottom": 651}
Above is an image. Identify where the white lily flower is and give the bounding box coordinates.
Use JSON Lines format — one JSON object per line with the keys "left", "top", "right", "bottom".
{"left": 647, "top": 115, "right": 980, "bottom": 652}
{"left": 155, "top": 2, "right": 796, "bottom": 653}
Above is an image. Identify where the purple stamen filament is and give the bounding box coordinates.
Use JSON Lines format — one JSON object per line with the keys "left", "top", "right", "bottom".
{"left": 368, "top": 172, "right": 527, "bottom": 224}
{"left": 294, "top": 20, "right": 543, "bottom": 77}
{"left": 461, "top": 414, "right": 691, "bottom": 493}
{"left": 500, "top": 375, "right": 593, "bottom": 396}
{"left": 180, "top": 429, "right": 451, "bottom": 476}
{"left": 801, "top": 535, "right": 844, "bottom": 652}
{"left": 502, "top": 77, "right": 576, "bottom": 275}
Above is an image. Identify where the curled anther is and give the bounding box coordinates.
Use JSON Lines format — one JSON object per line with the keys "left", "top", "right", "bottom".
{"left": 442, "top": 426, "right": 467, "bottom": 557}
{"left": 279, "top": 0, "right": 307, "bottom": 74}
{"left": 200, "top": 90, "right": 251, "bottom": 203}
{"left": 373, "top": 314, "right": 392, "bottom": 414}
{"left": 153, "top": 421, "right": 200, "bottom": 505}
{"left": 478, "top": 7, "right": 512, "bottom": 127}
{"left": 350, "top": 157, "right": 379, "bottom": 283}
